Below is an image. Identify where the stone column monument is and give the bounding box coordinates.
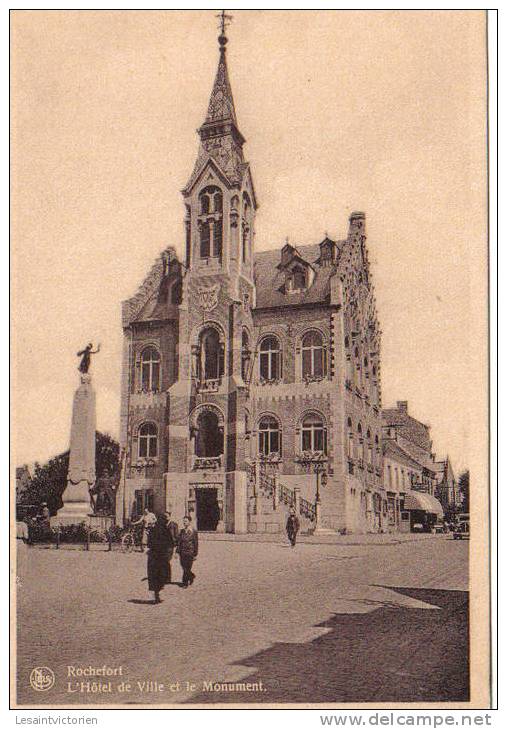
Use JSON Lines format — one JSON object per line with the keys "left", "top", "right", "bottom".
{"left": 52, "top": 343, "right": 100, "bottom": 526}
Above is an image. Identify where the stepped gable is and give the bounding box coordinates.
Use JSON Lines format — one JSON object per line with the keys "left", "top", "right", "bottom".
{"left": 254, "top": 242, "right": 342, "bottom": 309}
{"left": 122, "top": 247, "right": 180, "bottom": 327}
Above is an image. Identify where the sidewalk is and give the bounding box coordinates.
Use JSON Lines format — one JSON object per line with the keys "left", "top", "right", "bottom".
{"left": 200, "top": 531, "right": 449, "bottom": 546}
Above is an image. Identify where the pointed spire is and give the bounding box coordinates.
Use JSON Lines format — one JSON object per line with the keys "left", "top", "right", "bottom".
{"left": 204, "top": 42, "right": 238, "bottom": 126}
{"left": 203, "top": 11, "right": 237, "bottom": 125}
{"left": 184, "top": 12, "right": 249, "bottom": 194}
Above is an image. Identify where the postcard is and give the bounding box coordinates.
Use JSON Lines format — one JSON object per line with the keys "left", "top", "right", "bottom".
{"left": 11, "top": 9, "right": 490, "bottom": 709}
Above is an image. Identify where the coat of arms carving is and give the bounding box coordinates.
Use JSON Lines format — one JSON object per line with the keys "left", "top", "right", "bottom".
{"left": 198, "top": 283, "right": 220, "bottom": 312}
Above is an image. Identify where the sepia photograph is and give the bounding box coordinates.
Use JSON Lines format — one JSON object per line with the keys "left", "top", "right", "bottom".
{"left": 11, "top": 9, "right": 490, "bottom": 709}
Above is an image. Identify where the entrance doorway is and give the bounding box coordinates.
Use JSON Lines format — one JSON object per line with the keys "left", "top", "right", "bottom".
{"left": 195, "top": 488, "right": 220, "bottom": 531}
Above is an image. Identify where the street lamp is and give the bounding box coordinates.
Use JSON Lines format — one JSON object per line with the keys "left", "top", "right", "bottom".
{"left": 296, "top": 452, "right": 328, "bottom": 528}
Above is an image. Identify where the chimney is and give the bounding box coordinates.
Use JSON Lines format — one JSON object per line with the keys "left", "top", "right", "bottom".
{"left": 397, "top": 401, "right": 408, "bottom": 413}
{"left": 348, "top": 211, "right": 366, "bottom": 237}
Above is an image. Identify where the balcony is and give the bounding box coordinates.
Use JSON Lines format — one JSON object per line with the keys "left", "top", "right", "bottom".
{"left": 192, "top": 455, "right": 222, "bottom": 471}
{"left": 303, "top": 374, "right": 325, "bottom": 385}
{"left": 197, "top": 378, "right": 221, "bottom": 394}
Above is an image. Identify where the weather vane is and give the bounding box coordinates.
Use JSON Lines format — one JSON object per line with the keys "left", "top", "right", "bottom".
{"left": 216, "top": 10, "right": 233, "bottom": 36}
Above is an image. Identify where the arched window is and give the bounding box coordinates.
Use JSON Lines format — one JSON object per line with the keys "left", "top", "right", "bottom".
{"left": 138, "top": 423, "right": 158, "bottom": 458}
{"left": 356, "top": 422, "right": 363, "bottom": 460}
{"left": 195, "top": 409, "right": 224, "bottom": 458}
{"left": 367, "top": 429, "right": 373, "bottom": 465}
{"left": 199, "top": 186, "right": 223, "bottom": 260}
{"left": 347, "top": 417, "right": 353, "bottom": 459}
{"left": 301, "top": 413, "right": 327, "bottom": 453}
{"left": 259, "top": 336, "right": 281, "bottom": 381}
{"left": 258, "top": 416, "right": 281, "bottom": 456}
{"left": 242, "top": 193, "right": 251, "bottom": 264}
{"left": 140, "top": 347, "right": 161, "bottom": 392}
{"left": 241, "top": 329, "right": 250, "bottom": 381}
{"left": 354, "top": 346, "right": 360, "bottom": 386}
{"left": 302, "top": 331, "right": 327, "bottom": 379}
{"left": 199, "top": 327, "right": 224, "bottom": 382}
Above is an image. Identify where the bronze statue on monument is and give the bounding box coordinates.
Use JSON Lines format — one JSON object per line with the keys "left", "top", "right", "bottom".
{"left": 77, "top": 343, "right": 101, "bottom": 374}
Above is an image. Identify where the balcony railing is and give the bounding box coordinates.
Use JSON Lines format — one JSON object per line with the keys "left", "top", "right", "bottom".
{"left": 197, "top": 378, "right": 221, "bottom": 393}
{"left": 192, "top": 455, "right": 222, "bottom": 471}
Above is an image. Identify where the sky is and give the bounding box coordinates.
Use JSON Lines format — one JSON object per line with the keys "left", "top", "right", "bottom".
{"left": 12, "top": 10, "right": 487, "bottom": 473}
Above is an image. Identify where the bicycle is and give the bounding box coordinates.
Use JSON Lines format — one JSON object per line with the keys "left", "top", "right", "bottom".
{"left": 120, "top": 524, "right": 143, "bottom": 553}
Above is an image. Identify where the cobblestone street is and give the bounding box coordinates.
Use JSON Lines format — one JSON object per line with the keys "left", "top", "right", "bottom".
{"left": 16, "top": 534, "right": 469, "bottom": 706}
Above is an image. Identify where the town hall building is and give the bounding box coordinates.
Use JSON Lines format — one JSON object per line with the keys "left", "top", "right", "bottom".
{"left": 116, "top": 22, "right": 386, "bottom": 534}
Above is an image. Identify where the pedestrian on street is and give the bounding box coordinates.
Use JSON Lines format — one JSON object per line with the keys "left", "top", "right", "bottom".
{"left": 164, "top": 510, "right": 179, "bottom": 584}
{"left": 133, "top": 507, "right": 157, "bottom": 552}
{"left": 146, "top": 513, "right": 172, "bottom": 604}
{"left": 177, "top": 515, "right": 198, "bottom": 588}
{"left": 286, "top": 507, "right": 300, "bottom": 547}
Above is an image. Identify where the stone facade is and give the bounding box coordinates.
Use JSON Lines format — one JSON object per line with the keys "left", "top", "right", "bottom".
{"left": 115, "top": 30, "right": 386, "bottom": 534}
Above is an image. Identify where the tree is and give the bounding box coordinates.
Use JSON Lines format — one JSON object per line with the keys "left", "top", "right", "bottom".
{"left": 18, "top": 432, "right": 121, "bottom": 516}
{"left": 458, "top": 470, "right": 470, "bottom": 513}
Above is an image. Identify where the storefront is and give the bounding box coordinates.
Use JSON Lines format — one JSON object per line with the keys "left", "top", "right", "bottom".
{"left": 403, "top": 491, "right": 443, "bottom": 532}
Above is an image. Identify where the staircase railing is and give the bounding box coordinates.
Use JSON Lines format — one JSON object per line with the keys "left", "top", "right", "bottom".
{"left": 259, "top": 470, "right": 276, "bottom": 497}
{"left": 279, "top": 483, "right": 295, "bottom": 508}
{"left": 253, "top": 462, "right": 317, "bottom": 526}
{"left": 299, "top": 496, "right": 316, "bottom": 522}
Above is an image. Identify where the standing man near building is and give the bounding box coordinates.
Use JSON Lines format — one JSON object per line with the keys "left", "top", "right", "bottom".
{"left": 286, "top": 507, "right": 300, "bottom": 547}
{"left": 164, "top": 510, "right": 179, "bottom": 584}
{"left": 133, "top": 507, "right": 156, "bottom": 552}
{"left": 177, "top": 515, "right": 198, "bottom": 588}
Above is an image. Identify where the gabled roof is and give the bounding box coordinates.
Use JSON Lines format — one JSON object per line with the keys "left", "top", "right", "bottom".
{"left": 383, "top": 439, "right": 423, "bottom": 470}
{"left": 382, "top": 408, "right": 432, "bottom": 451}
{"left": 183, "top": 154, "right": 237, "bottom": 197}
{"left": 254, "top": 243, "right": 341, "bottom": 309}
{"left": 122, "top": 247, "right": 180, "bottom": 327}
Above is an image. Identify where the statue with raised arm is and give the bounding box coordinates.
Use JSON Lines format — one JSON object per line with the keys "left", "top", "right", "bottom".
{"left": 77, "top": 342, "right": 101, "bottom": 374}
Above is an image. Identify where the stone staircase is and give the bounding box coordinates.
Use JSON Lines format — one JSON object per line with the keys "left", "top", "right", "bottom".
{"left": 247, "top": 468, "right": 317, "bottom": 535}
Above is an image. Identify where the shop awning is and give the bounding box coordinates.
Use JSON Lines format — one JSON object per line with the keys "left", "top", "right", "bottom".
{"left": 404, "top": 491, "right": 443, "bottom": 517}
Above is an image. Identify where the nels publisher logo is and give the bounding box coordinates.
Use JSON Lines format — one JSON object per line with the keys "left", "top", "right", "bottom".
{"left": 30, "top": 667, "right": 55, "bottom": 692}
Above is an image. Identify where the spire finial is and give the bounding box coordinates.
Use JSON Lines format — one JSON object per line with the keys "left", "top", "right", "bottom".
{"left": 216, "top": 10, "right": 233, "bottom": 49}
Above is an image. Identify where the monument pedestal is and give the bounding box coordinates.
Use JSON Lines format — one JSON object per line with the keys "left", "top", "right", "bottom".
{"left": 52, "top": 373, "right": 96, "bottom": 527}
{"left": 51, "top": 480, "right": 92, "bottom": 526}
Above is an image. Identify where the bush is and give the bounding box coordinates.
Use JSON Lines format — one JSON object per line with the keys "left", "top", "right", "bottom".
{"left": 27, "top": 520, "right": 53, "bottom": 544}
{"left": 105, "top": 524, "right": 127, "bottom": 543}
{"left": 54, "top": 522, "right": 106, "bottom": 544}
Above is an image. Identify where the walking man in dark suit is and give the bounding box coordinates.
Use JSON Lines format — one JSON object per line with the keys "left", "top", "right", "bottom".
{"left": 286, "top": 507, "right": 300, "bottom": 547}
{"left": 177, "top": 515, "right": 198, "bottom": 588}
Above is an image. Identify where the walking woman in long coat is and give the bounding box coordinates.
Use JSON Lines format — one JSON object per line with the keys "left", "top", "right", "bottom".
{"left": 146, "top": 513, "right": 173, "bottom": 603}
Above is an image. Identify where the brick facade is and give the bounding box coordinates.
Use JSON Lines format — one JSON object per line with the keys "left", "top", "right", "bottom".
{"left": 115, "top": 30, "right": 388, "bottom": 534}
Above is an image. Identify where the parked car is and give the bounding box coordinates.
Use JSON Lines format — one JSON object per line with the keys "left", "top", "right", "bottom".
{"left": 453, "top": 518, "right": 470, "bottom": 540}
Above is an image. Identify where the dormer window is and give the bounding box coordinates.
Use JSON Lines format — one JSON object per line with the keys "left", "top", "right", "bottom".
{"left": 288, "top": 265, "right": 307, "bottom": 292}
